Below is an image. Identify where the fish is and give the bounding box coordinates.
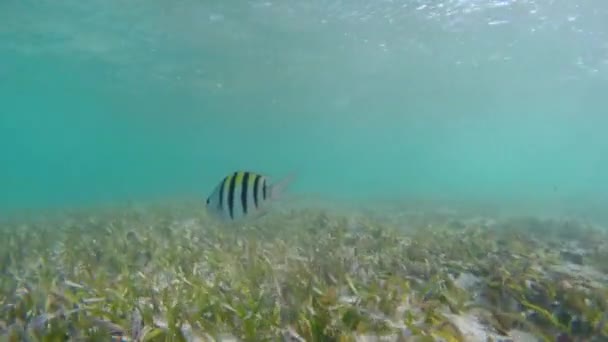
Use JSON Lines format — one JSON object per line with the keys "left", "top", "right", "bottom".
{"left": 205, "top": 171, "right": 295, "bottom": 221}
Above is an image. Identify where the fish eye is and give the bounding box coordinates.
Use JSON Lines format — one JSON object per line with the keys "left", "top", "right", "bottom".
{"left": 205, "top": 198, "right": 210, "bottom": 205}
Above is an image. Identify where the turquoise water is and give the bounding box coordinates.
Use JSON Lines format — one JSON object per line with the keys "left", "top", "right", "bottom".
{"left": 1, "top": 0, "right": 607, "bottom": 218}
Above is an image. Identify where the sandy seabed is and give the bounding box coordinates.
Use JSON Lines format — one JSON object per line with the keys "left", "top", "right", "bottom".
{"left": 1, "top": 199, "right": 607, "bottom": 341}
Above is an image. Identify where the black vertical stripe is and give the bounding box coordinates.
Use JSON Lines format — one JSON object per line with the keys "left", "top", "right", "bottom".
{"left": 227, "top": 172, "right": 238, "bottom": 219}
{"left": 253, "top": 174, "right": 261, "bottom": 208}
{"left": 262, "top": 178, "right": 267, "bottom": 200}
{"left": 241, "top": 172, "right": 250, "bottom": 215}
{"left": 218, "top": 177, "right": 227, "bottom": 211}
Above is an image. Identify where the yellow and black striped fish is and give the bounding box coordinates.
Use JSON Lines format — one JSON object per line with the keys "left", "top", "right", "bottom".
{"left": 205, "top": 171, "right": 295, "bottom": 221}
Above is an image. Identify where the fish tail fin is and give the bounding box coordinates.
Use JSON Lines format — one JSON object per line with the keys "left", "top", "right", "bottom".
{"left": 269, "top": 172, "right": 297, "bottom": 200}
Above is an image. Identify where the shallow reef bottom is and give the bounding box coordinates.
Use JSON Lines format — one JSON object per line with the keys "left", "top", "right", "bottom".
{"left": 0, "top": 200, "right": 607, "bottom": 341}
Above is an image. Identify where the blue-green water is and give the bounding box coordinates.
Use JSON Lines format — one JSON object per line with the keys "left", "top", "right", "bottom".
{"left": 1, "top": 0, "right": 607, "bottom": 218}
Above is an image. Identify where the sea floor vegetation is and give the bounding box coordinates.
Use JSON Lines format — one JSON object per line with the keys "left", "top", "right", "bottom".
{"left": 1, "top": 200, "right": 607, "bottom": 341}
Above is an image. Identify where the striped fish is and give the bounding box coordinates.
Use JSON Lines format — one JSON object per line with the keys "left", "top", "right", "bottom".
{"left": 205, "top": 171, "right": 294, "bottom": 221}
